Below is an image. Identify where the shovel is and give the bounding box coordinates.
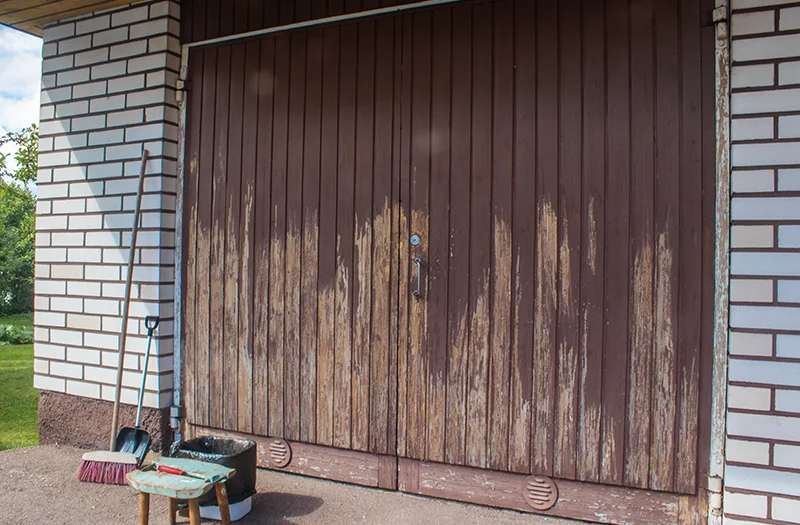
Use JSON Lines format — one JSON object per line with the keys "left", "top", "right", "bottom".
{"left": 114, "top": 316, "right": 159, "bottom": 465}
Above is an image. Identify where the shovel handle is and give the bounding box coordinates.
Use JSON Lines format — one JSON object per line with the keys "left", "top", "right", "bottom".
{"left": 145, "top": 316, "right": 159, "bottom": 331}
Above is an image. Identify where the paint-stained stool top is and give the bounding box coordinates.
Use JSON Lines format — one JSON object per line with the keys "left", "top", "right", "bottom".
{"left": 127, "top": 457, "right": 235, "bottom": 500}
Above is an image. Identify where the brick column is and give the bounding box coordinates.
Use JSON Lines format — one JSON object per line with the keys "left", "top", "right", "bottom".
{"left": 34, "top": 0, "right": 180, "bottom": 452}
{"left": 724, "top": 1, "right": 800, "bottom": 523}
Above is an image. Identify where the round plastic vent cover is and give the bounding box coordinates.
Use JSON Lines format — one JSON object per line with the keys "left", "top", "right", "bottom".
{"left": 522, "top": 475, "right": 558, "bottom": 511}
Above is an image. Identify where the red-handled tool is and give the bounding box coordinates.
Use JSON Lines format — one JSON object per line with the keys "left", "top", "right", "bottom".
{"left": 156, "top": 464, "right": 207, "bottom": 480}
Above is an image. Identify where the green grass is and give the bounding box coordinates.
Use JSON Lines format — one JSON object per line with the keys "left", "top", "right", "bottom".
{"left": 0, "top": 312, "right": 38, "bottom": 451}
{"left": 0, "top": 312, "right": 34, "bottom": 328}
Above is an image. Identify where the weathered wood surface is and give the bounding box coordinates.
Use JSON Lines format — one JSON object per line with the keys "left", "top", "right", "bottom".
{"left": 182, "top": 0, "right": 714, "bottom": 498}
{"left": 398, "top": 458, "right": 682, "bottom": 525}
{"left": 192, "top": 426, "right": 397, "bottom": 490}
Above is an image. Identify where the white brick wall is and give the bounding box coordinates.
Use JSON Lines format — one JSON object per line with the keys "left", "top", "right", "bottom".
{"left": 34, "top": 0, "right": 180, "bottom": 410}
{"left": 726, "top": 1, "right": 800, "bottom": 522}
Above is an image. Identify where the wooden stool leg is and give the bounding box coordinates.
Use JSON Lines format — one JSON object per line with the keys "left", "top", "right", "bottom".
{"left": 168, "top": 498, "right": 178, "bottom": 524}
{"left": 139, "top": 493, "right": 150, "bottom": 525}
{"left": 215, "top": 482, "right": 232, "bottom": 525}
{"left": 188, "top": 498, "right": 201, "bottom": 525}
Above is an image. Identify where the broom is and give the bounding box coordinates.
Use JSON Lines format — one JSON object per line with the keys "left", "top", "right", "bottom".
{"left": 77, "top": 149, "right": 149, "bottom": 484}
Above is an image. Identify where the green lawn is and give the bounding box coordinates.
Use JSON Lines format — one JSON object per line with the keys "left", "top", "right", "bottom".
{"left": 0, "top": 312, "right": 38, "bottom": 451}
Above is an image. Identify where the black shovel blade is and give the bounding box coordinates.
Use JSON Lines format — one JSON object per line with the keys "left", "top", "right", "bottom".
{"left": 114, "top": 427, "right": 151, "bottom": 465}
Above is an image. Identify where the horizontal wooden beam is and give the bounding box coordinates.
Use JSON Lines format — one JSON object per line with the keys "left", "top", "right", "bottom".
{"left": 188, "top": 424, "right": 703, "bottom": 524}
{"left": 188, "top": 425, "right": 398, "bottom": 491}
{"left": 0, "top": 0, "right": 137, "bottom": 36}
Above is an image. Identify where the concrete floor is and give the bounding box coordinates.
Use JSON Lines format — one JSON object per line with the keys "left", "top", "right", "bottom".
{"left": 1, "top": 445, "right": 587, "bottom": 525}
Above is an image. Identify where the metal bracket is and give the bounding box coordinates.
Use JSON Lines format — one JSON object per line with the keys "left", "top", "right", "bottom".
{"left": 175, "top": 79, "right": 190, "bottom": 105}
{"left": 707, "top": 475, "right": 723, "bottom": 516}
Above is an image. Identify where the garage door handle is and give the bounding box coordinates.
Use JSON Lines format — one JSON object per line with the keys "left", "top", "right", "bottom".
{"left": 412, "top": 258, "right": 422, "bottom": 299}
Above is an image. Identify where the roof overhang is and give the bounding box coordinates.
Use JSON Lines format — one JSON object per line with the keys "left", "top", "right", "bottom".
{"left": 0, "top": 0, "right": 137, "bottom": 37}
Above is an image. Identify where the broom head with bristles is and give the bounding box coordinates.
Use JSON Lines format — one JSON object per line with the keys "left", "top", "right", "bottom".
{"left": 77, "top": 451, "right": 139, "bottom": 485}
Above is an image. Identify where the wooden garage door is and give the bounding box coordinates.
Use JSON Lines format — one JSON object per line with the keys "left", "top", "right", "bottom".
{"left": 182, "top": 18, "right": 401, "bottom": 456}
{"left": 183, "top": 0, "right": 714, "bottom": 498}
{"left": 395, "top": 0, "right": 712, "bottom": 495}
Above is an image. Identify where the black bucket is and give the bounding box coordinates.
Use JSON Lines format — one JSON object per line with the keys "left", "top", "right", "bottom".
{"left": 170, "top": 436, "right": 257, "bottom": 507}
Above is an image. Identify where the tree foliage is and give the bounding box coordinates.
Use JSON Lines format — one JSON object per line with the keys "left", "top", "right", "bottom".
{"left": 0, "top": 125, "right": 39, "bottom": 186}
{"left": 0, "top": 125, "right": 37, "bottom": 315}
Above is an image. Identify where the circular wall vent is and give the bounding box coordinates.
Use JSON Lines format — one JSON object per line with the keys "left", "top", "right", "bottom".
{"left": 522, "top": 475, "right": 558, "bottom": 511}
{"left": 267, "top": 438, "right": 292, "bottom": 468}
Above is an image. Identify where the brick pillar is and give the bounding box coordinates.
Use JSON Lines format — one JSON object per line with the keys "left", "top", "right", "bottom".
{"left": 724, "top": 1, "right": 800, "bottom": 523}
{"left": 34, "top": 0, "right": 180, "bottom": 452}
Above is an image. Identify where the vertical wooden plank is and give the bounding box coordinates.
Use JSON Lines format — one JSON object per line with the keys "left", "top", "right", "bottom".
{"left": 675, "top": 0, "right": 703, "bottom": 494}
{"left": 190, "top": 0, "right": 206, "bottom": 44}
{"left": 195, "top": 49, "right": 215, "bottom": 430}
{"left": 268, "top": 34, "right": 290, "bottom": 438}
{"left": 316, "top": 26, "right": 340, "bottom": 447}
{"left": 352, "top": 20, "right": 376, "bottom": 453}
{"left": 509, "top": 0, "right": 535, "bottom": 475}
{"left": 300, "top": 29, "right": 323, "bottom": 445}
{"left": 182, "top": 49, "right": 204, "bottom": 427}
{"left": 278, "top": 0, "right": 295, "bottom": 25}
{"left": 532, "top": 0, "right": 559, "bottom": 477}
{"left": 206, "top": 0, "right": 220, "bottom": 39}
{"left": 466, "top": 2, "right": 492, "bottom": 470}
{"left": 247, "top": 0, "right": 263, "bottom": 32}
{"left": 370, "top": 16, "right": 395, "bottom": 456}
{"left": 181, "top": 0, "right": 194, "bottom": 43}
{"left": 425, "top": 7, "right": 451, "bottom": 464}
{"left": 311, "top": 0, "right": 327, "bottom": 19}
{"left": 625, "top": 0, "right": 656, "bottom": 489}
{"left": 396, "top": 13, "right": 412, "bottom": 459}
{"left": 295, "top": 0, "right": 312, "bottom": 22}
{"left": 219, "top": 0, "right": 234, "bottom": 38}
{"left": 577, "top": 0, "right": 606, "bottom": 483}
{"left": 223, "top": 42, "right": 246, "bottom": 432}
{"left": 284, "top": 33, "right": 307, "bottom": 442}
{"left": 407, "top": 11, "right": 432, "bottom": 461}
{"left": 252, "top": 37, "right": 275, "bottom": 438}
{"left": 444, "top": 4, "right": 471, "bottom": 467}
{"left": 233, "top": 0, "right": 248, "bottom": 34}
{"left": 487, "top": 0, "right": 513, "bottom": 473}
{"left": 553, "top": 0, "right": 582, "bottom": 481}
{"left": 334, "top": 25, "right": 357, "bottom": 449}
{"left": 209, "top": 45, "right": 231, "bottom": 430}
{"left": 237, "top": 39, "right": 259, "bottom": 436}
{"left": 387, "top": 15, "right": 403, "bottom": 457}
{"left": 650, "top": 0, "right": 681, "bottom": 492}
{"left": 601, "top": 0, "right": 630, "bottom": 488}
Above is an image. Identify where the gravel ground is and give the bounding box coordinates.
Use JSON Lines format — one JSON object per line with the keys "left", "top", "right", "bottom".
{"left": 1, "top": 445, "right": 585, "bottom": 525}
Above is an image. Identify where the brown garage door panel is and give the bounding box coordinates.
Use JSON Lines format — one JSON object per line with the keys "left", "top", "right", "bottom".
{"left": 395, "top": 0, "right": 712, "bottom": 496}
{"left": 182, "top": 19, "right": 401, "bottom": 455}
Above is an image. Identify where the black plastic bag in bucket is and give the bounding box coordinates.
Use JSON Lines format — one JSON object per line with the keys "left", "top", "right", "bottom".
{"left": 170, "top": 436, "right": 257, "bottom": 507}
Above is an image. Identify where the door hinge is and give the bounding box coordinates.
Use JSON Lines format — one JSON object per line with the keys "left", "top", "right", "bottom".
{"left": 702, "top": 6, "right": 728, "bottom": 26}
{"left": 707, "top": 475, "right": 723, "bottom": 516}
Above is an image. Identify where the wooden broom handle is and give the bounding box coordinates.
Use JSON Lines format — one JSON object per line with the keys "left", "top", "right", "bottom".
{"left": 109, "top": 149, "right": 149, "bottom": 450}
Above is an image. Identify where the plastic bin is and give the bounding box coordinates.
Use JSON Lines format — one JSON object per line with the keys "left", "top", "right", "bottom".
{"left": 170, "top": 436, "right": 257, "bottom": 515}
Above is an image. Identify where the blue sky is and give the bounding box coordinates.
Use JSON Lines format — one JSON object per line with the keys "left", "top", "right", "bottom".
{"left": 0, "top": 25, "right": 42, "bottom": 166}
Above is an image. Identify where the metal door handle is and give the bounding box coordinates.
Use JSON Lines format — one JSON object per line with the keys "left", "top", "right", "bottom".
{"left": 412, "top": 258, "right": 422, "bottom": 299}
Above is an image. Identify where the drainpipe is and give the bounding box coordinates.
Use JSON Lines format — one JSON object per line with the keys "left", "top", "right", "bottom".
{"left": 171, "top": 44, "right": 191, "bottom": 449}
{"left": 708, "top": 0, "right": 730, "bottom": 523}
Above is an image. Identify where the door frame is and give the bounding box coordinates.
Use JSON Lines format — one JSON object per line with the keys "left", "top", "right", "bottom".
{"left": 171, "top": 1, "right": 730, "bottom": 523}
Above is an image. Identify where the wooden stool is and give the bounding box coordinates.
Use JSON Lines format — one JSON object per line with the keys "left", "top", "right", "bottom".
{"left": 127, "top": 457, "right": 235, "bottom": 525}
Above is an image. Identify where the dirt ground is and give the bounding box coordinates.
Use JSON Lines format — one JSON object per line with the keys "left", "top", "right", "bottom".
{"left": 1, "top": 445, "right": 585, "bottom": 525}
